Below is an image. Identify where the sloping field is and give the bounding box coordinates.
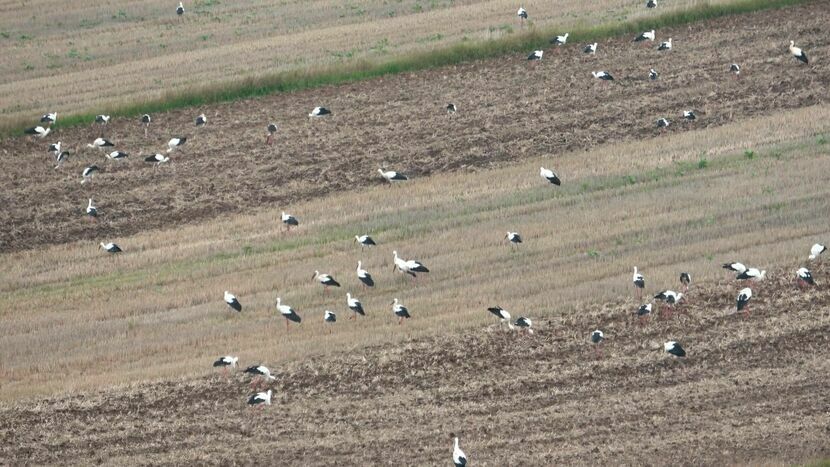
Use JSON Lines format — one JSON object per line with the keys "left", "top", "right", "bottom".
{"left": 1, "top": 1, "right": 828, "bottom": 252}
{"left": 1, "top": 268, "right": 828, "bottom": 465}
{"left": 0, "top": 0, "right": 785, "bottom": 129}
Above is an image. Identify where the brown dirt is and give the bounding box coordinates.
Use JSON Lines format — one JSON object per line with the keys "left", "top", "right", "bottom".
{"left": 2, "top": 2, "right": 829, "bottom": 252}
{"left": 1, "top": 265, "right": 828, "bottom": 465}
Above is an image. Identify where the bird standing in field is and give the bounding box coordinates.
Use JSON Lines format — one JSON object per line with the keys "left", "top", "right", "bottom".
{"left": 488, "top": 306, "right": 511, "bottom": 328}
{"left": 95, "top": 115, "right": 111, "bottom": 125}
{"left": 584, "top": 43, "right": 598, "bottom": 55}
{"left": 796, "top": 267, "right": 815, "bottom": 288}
{"left": 451, "top": 434, "right": 468, "bottom": 467}
{"left": 591, "top": 330, "right": 604, "bottom": 358}
{"left": 24, "top": 126, "right": 50, "bottom": 138}
{"left": 323, "top": 310, "right": 337, "bottom": 326}
{"left": 647, "top": 0, "right": 657, "bottom": 8}
{"left": 87, "top": 137, "right": 114, "bottom": 151}
{"left": 244, "top": 365, "right": 276, "bottom": 387}
{"left": 40, "top": 112, "right": 57, "bottom": 125}
{"left": 636, "top": 303, "right": 652, "bottom": 325}
{"left": 736, "top": 287, "right": 752, "bottom": 318}
{"left": 679, "top": 272, "right": 691, "bottom": 292}
{"left": 808, "top": 243, "right": 826, "bottom": 261}
{"left": 657, "top": 38, "right": 672, "bottom": 51}
{"left": 356, "top": 261, "right": 375, "bottom": 288}
{"left": 281, "top": 211, "right": 299, "bottom": 232}
{"left": 48, "top": 141, "right": 61, "bottom": 156}
{"left": 276, "top": 297, "right": 301, "bottom": 329}
{"left": 682, "top": 110, "right": 696, "bottom": 121}
{"left": 378, "top": 168, "right": 408, "bottom": 184}
{"left": 789, "top": 40, "right": 809, "bottom": 64}
{"left": 308, "top": 107, "right": 332, "bottom": 118}
{"left": 505, "top": 231, "right": 522, "bottom": 248}
{"left": 176, "top": 1, "right": 185, "bottom": 15}
{"left": 664, "top": 341, "right": 686, "bottom": 358}
{"left": 634, "top": 29, "right": 655, "bottom": 44}
{"left": 736, "top": 268, "right": 766, "bottom": 282}
{"left": 446, "top": 103, "right": 457, "bottom": 114}
{"left": 527, "top": 50, "right": 543, "bottom": 61}
{"left": 99, "top": 242, "right": 122, "bottom": 254}
{"left": 591, "top": 71, "right": 614, "bottom": 83}
{"left": 649, "top": 68, "right": 659, "bottom": 80}
{"left": 730, "top": 63, "right": 741, "bottom": 79}
{"left": 86, "top": 198, "right": 98, "bottom": 221}
{"left": 224, "top": 291, "right": 242, "bottom": 312}
{"left": 654, "top": 290, "right": 683, "bottom": 318}
{"left": 54, "top": 151, "right": 70, "bottom": 169}
{"left": 248, "top": 389, "right": 272, "bottom": 408}
{"left": 354, "top": 234, "right": 376, "bottom": 248}
{"left": 141, "top": 114, "right": 151, "bottom": 137}
{"left": 517, "top": 6, "right": 527, "bottom": 27}
{"left": 722, "top": 262, "right": 747, "bottom": 274}
{"left": 514, "top": 317, "right": 533, "bottom": 335}
{"left": 145, "top": 153, "right": 170, "bottom": 167}
{"left": 167, "top": 137, "right": 186, "bottom": 153}
{"left": 81, "top": 165, "right": 100, "bottom": 184}
{"left": 195, "top": 114, "right": 207, "bottom": 127}
{"left": 550, "top": 33, "right": 569, "bottom": 49}
{"left": 391, "top": 298, "right": 411, "bottom": 324}
{"left": 392, "top": 250, "right": 430, "bottom": 278}
{"left": 106, "top": 151, "right": 129, "bottom": 161}
{"left": 313, "top": 271, "right": 341, "bottom": 291}
{"left": 540, "top": 167, "right": 561, "bottom": 185}
{"left": 213, "top": 356, "right": 238, "bottom": 374}
{"left": 632, "top": 267, "right": 645, "bottom": 300}
{"left": 346, "top": 292, "right": 365, "bottom": 319}
{"left": 656, "top": 118, "right": 670, "bottom": 129}
{"left": 266, "top": 123, "right": 278, "bottom": 145}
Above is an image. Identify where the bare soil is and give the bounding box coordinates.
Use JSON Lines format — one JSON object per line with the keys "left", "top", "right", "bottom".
{"left": 1, "top": 265, "right": 828, "bottom": 465}
{"left": 2, "top": 2, "right": 829, "bottom": 252}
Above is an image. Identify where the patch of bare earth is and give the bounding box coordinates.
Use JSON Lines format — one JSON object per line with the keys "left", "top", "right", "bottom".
{"left": 1, "top": 2, "right": 829, "bottom": 252}
{"left": 1, "top": 265, "right": 828, "bottom": 465}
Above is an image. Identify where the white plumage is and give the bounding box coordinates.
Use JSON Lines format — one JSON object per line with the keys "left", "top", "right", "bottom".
{"left": 540, "top": 166, "right": 561, "bottom": 185}
{"left": 167, "top": 137, "right": 186, "bottom": 153}
{"left": 657, "top": 38, "right": 672, "bottom": 51}
{"left": 224, "top": 291, "right": 242, "bottom": 312}
{"left": 378, "top": 169, "right": 408, "bottom": 183}
{"left": 789, "top": 40, "right": 808, "bottom": 64}
{"left": 808, "top": 243, "right": 826, "bottom": 260}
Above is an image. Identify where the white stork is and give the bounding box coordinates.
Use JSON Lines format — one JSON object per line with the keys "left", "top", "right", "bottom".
{"left": 517, "top": 6, "right": 527, "bottom": 27}
{"left": 656, "top": 118, "right": 670, "bottom": 129}
{"left": 87, "top": 138, "right": 114, "bottom": 150}
{"left": 391, "top": 298, "right": 411, "bottom": 324}
{"left": 224, "top": 291, "right": 242, "bottom": 312}
{"left": 514, "top": 317, "right": 533, "bottom": 335}
{"left": 281, "top": 211, "right": 299, "bottom": 231}
{"left": 736, "top": 287, "right": 752, "bottom": 318}
{"left": 323, "top": 310, "right": 336, "bottom": 333}
{"left": 276, "top": 297, "right": 301, "bottom": 329}
{"left": 99, "top": 242, "right": 122, "bottom": 254}
{"left": 649, "top": 68, "right": 659, "bottom": 80}
{"left": 354, "top": 234, "right": 376, "bottom": 248}
{"left": 657, "top": 38, "right": 672, "bottom": 51}
{"left": 591, "top": 71, "right": 614, "bottom": 83}
{"left": 243, "top": 365, "right": 276, "bottom": 387}
{"left": 730, "top": 63, "right": 741, "bottom": 79}
{"left": 646, "top": 0, "right": 657, "bottom": 8}
{"left": 392, "top": 250, "right": 429, "bottom": 278}
{"left": 446, "top": 103, "right": 457, "bottom": 114}
{"left": 632, "top": 267, "right": 645, "bottom": 299}
{"left": 86, "top": 198, "right": 98, "bottom": 221}
{"left": 722, "top": 262, "right": 747, "bottom": 274}
{"left": 55, "top": 151, "right": 70, "bottom": 169}
{"left": 81, "top": 165, "right": 100, "bottom": 184}
{"left": 636, "top": 303, "right": 652, "bottom": 324}
{"left": 654, "top": 290, "right": 683, "bottom": 317}
{"left": 664, "top": 341, "right": 686, "bottom": 358}
{"left": 679, "top": 272, "right": 691, "bottom": 292}
{"left": 176, "top": 2, "right": 185, "bottom": 15}
{"left": 452, "top": 435, "right": 468, "bottom": 467}
{"left": 195, "top": 113, "right": 207, "bottom": 126}
{"left": 266, "top": 123, "right": 278, "bottom": 145}
{"left": 682, "top": 110, "right": 696, "bottom": 121}
{"left": 505, "top": 231, "right": 522, "bottom": 248}
{"left": 591, "top": 329, "right": 604, "bottom": 358}
{"left": 145, "top": 153, "right": 169, "bottom": 167}
{"left": 95, "top": 114, "right": 111, "bottom": 125}
{"left": 24, "top": 126, "right": 50, "bottom": 138}
{"left": 213, "top": 356, "right": 238, "bottom": 374}
{"left": 40, "top": 112, "right": 57, "bottom": 125}
{"left": 106, "top": 151, "right": 129, "bottom": 161}
{"left": 540, "top": 167, "right": 561, "bottom": 185}
{"left": 487, "top": 306, "right": 511, "bottom": 328}
{"left": 167, "top": 137, "right": 186, "bottom": 153}
{"left": 634, "top": 30, "right": 655, "bottom": 43}
{"left": 346, "top": 292, "right": 365, "bottom": 319}
{"left": 308, "top": 107, "right": 332, "bottom": 118}
{"left": 527, "top": 50, "right": 543, "bottom": 61}
{"left": 736, "top": 268, "right": 766, "bottom": 282}
{"left": 356, "top": 261, "right": 374, "bottom": 288}
{"left": 48, "top": 141, "right": 61, "bottom": 155}
{"left": 796, "top": 267, "right": 815, "bottom": 288}
{"left": 550, "top": 33, "right": 569, "bottom": 48}
{"left": 378, "top": 168, "right": 408, "bottom": 184}
{"left": 248, "top": 389, "right": 272, "bottom": 407}
{"left": 141, "top": 114, "right": 151, "bottom": 137}
{"left": 789, "top": 41, "right": 808, "bottom": 64}
{"left": 808, "top": 243, "right": 826, "bottom": 260}
{"left": 584, "top": 43, "right": 597, "bottom": 55}
{"left": 313, "top": 271, "right": 341, "bottom": 291}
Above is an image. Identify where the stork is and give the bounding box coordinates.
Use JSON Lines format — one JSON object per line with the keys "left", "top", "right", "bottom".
{"left": 281, "top": 211, "right": 299, "bottom": 232}
{"left": 654, "top": 290, "right": 683, "bottom": 318}
{"left": 224, "top": 291, "right": 242, "bottom": 312}
{"left": 632, "top": 267, "right": 645, "bottom": 300}
{"left": 664, "top": 341, "right": 686, "bottom": 358}
{"left": 657, "top": 38, "right": 672, "bottom": 51}
{"left": 40, "top": 112, "right": 57, "bottom": 125}
{"left": 276, "top": 297, "right": 301, "bottom": 329}
{"left": 106, "top": 151, "right": 129, "bottom": 161}
{"left": 446, "top": 103, "right": 457, "bottom": 114}
{"left": 540, "top": 167, "right": 561, "bottom": 185}
{"left": 550, "top": 33, "right": 569, "bottom": 49}
{"left": 145, "top": 153, "right": 170, "bottom": 167}
{"left": 649, "top": 68, "right": 659, "bottom": 80}
{"left": 527, "top": 50, "right": 543, "bottom": 61}
{"left": 514, "top": 317, "right": 533, "bottom": 335}
{"left": 451, "top": 434, "right": 468, "bottom": 467}
{"left": 87, "top": 138, "right": 114, "bottom": 151}
{"left": 354, "top": 234, "right": 376, "bottom": 248}
{"left": 505, "top": 231, "right": 522, "bottom": 248}
{"left": 634, "top": 30, "right": 655, "bottom": 44}
{"left": 313, "top": 271, "right": 341, "bottom": 291}
{"left": 796, "top": 267, "right": 815, "bottom": 288}
{"left": 487, "top": 306, "right": 511, "bottom": 328}
{"left": 176, "top": 2, "right": 184, "bottom": 15}
{"left": 789, "top": 40, "right": 808, "bottom": 64}
{"left": 99, "top": 242, "right": 122, "bottom": 254}
{"left": 636, "top": 303, "right": 652, "bottom": 325}
{"left": 346, "top": 293, "right": 365, "bottom": 319}
{"left": 517, "top": 6, "right": 527, "bottom": 28}
{"left": 86, "top": 198, "right": 98, "bottom": 221}
{"left": 809, "top": 243, "right": 826, "bottom": 261}
{"left": 378, "top": 168, "right": 408, "bottom": 184}
{"left": 266, "top": 123, "right": 278, "bottom": 145}
{"left": 591, "top": 330, "right": 604, "bottom": 358}
{"left": 736, "top": 287, "right": 752, "bottom": 318}
{"left": 195, "top": 113, "right": 207, "bottom": 126}
{"left": 392, "top": 250, "right": 429, "bottom": 278}
{"left": 391, "top": 298, "right": 411, "bottom": 324}
{"left": 167, "top": 137, "right": 186, "bottom": 153}
{"left": 584, "top": 43, "right": 597, "bottom": 55}
{"left": 24, "top": 126, "right": 50, "bottom": 138}
{"left": 308, "top": 107, "right": 332, "bottom": 118}
{"left": 682, "top": 110, "right": 696, "bottom": 121}
{"left": 656, "top": 118, "right": 670, "bottom": 129}
{"left": 141, "top": 114, "right": 151, "bottom": 137}
{"left": 54, "top": 151, "right": 70, "bottom": 169}
{"left": 81, "top": 165, "right": 100, "bottom": 184}
{"left": 730, "top": 63, "right": 741, "bottom": 80}
{"left": 213, "top": 356, "right": 238, "bottom": 375}
{"left": 356, "top": 261, "right": 374, "bottom": 288}
{"left": 679, "top": 272, "right": 691, "bottom": 292}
